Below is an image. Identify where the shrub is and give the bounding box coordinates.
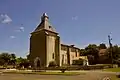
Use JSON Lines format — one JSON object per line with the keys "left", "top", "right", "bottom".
{"left": 48, "top": 61, "right": 57, "bottom": 67}
{"left": 72, "top": 58, "right": 84, "bottom": 65}
{"left": 60, "top": 68, "right": 66, "bottom": 73}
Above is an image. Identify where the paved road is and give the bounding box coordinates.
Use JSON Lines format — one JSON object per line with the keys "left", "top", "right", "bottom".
{"left": 0, "top": 70, "right": 118, "bottom": 80}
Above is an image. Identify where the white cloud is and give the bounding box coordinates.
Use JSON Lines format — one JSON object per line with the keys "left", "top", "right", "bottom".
{"left": 10, "top": 36, "right": 15, "bottom": 39}
{"left": 15, "top": 26, "right": 24, "bottom": 32}
{"left": 19, "top": 27, "right": 24, "bottom": 32}
{"left": 0, "top": 14, "right": 12, "bottom": 24}
{"left": 72, "top": 16, "right": 78, "bottom": 20}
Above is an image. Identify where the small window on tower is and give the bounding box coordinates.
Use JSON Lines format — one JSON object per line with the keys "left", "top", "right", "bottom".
{"left": 76, "top": 52, "right": 77, "bottom": 57}
{"left": 49, "top": 26, "right": 51, "bottom": 29}
{"left": 52, "top": 53, "right": 54, "bottom": 59}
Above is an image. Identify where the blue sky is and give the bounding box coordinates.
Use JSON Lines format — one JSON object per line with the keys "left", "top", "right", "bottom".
{"left": 0, "top": 0, "right": 120, "bottom": 57}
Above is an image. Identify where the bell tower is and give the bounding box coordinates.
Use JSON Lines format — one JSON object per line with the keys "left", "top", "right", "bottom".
{"left": 29, "top": 13, "right": 60, "bottom": 67}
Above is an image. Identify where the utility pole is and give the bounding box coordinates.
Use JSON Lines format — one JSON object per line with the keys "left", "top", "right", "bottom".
{"left": 108, "top": 34, "right": 113, "bottom": 67}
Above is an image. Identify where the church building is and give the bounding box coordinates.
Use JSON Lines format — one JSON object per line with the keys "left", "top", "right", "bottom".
{"left": 29, "top": 13, "right": 88, "bottom": 67}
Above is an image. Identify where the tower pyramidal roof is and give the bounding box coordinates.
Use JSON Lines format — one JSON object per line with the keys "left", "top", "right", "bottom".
{"left": 33, "top": 13, "right": 56, "bottom": 33}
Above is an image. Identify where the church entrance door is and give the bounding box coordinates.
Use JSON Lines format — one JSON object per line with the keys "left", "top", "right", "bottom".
{"left": 34, "top": 57, "right": 41, "bottom": 70}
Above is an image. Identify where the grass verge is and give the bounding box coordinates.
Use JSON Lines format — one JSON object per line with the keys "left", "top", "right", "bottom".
{"left": 2, "top": 71, "right": 85, "bottom": 76}
{"left": 103, "top": 68, "right": 120, "bottom": 72}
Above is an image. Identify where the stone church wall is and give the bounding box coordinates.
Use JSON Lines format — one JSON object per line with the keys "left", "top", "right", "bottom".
{"left": 29, "top": 31, "right": 46, "bottom": 67}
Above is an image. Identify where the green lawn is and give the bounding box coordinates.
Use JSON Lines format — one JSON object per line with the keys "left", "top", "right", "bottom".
{"left": 0, "top": 65, "right": 13, "bottom": 68}
{"left": 103, "top": 68, "right": 120, "bottom": 72}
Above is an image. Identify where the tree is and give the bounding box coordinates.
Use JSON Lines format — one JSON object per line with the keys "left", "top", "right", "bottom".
{"left": 26, "top": 54, "right": 30, "bottom": 60}
{"left": 111, "top": 45, "right": 120, "bottom": 61}
{"left": 87, "top": 55, "right": 95, "bottom": 65}
{"left": 0, "top": 58, "right": 5, "bottom": 65}
{"left": 16, "top": 57, "right": 24, "bottom": 64}
{"left": 16, "top": 57, "right": 30, "bottom": 68}
{"left": 10, "top": 53, "right": 16, "bottom": 65}
{"left": 99, "top": 43, "right": 107, "bottom": 49}
{"left": 80, "top": 49, "right": 86, "bottom": 56}
{"left": 0, "top": 53, "right": 11, "bottom": 65}
{"left": 11, "top": 53, "right": 16, "bottom": 60}
{"left": 85, "top": 44, "right": 99, "bottom": 64}
{"left": 85, "top": 44, "right": 99, "bottom": 56}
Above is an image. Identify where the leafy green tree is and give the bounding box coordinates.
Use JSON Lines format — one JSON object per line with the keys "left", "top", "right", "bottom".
{"left": 16, "top": 57, "right": 24, "bottom": 64}
{"left": 85, "top": 44, "right": 99, "bottom": 64}
{"left": 0, "top": 53, "right": 11, "bottom": 65}
{"left": 80, "top": 49, "right": 86, "bottom": 56}
{"left": 85, "top": 44, "right": 99, "bottom": 56}
{"left": 111, "top": 45, "right": 120, "bottom": 61}
{"left": 11, "top": 54, "right": 16, "bottom": 60}
{"left": 16, "top": 57, "right": 30, "bottom": 68}
{"left": 0, "top": 58, "right": 5, "bottom": 65}
{"left": 26, "top": 54, "right": 30, "bottom": 60}
{"left": 10, "top": 53, "right": 16, "bottom": 66}
{"left": 99, "top": 43, "right": 107, "bottom": 49}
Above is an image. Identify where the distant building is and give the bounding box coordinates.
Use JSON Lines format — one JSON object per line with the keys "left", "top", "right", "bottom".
{"left": 29, "top": 13, "right": 88, "bottom": 67}
{"left": 98, "top": 49, "right": 111, "bottom": 64}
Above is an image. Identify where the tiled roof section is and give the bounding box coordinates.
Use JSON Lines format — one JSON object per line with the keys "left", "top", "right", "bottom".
{"left": 98, "top": 49, "right": 108, "bottom": 56}
{"left": 61, "top": 44, "right": 80, "bottom": 50}
{"left": 33, "top": 13, "right": 56, "bottom": 33}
